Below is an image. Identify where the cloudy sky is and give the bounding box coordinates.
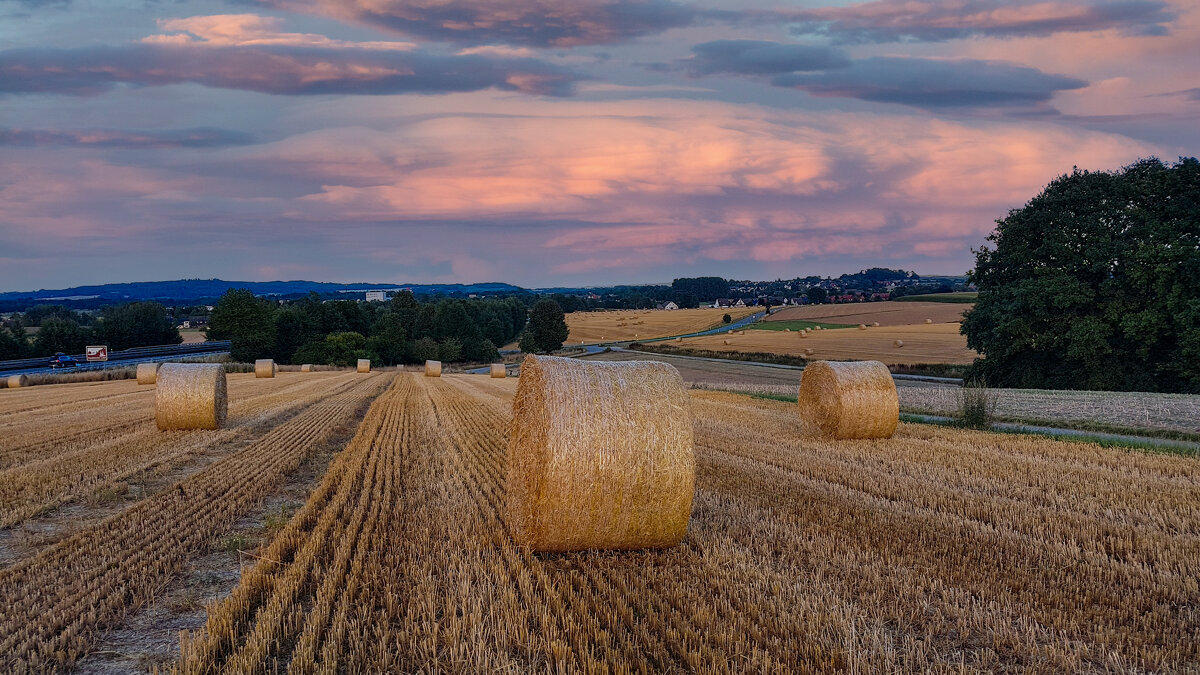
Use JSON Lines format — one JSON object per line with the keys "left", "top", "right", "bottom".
{"left": 1, "top": 0, "right": 1197, "bottom": 290}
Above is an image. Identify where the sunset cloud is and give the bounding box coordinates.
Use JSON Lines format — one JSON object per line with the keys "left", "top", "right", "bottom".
{"left": 0, "top": 42, "right": 579, "bottom": 97}
{"left": 0, "top": 0, "right": 1194, "bottom": 289}
{"left": 0, "top": 127, "right": 255, "bottom": 148}
{"left": 774, "top": 57, "right": 1087, "bottom": 108}
{"left": 259, "top": 0, "right": 695, "bottom": 47}
{"left": 787, "top": 0, "right": 1174, "bottom": 44}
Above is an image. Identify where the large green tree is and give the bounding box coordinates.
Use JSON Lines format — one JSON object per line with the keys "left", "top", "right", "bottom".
{"left": 92, "top": 302, "right": 181, "bottom": 351}
{"left": 519, "top": 299, "right": 569, "bottom": 354}
{"left": 33, "top": 317, "right": 89, "bottom": 356}
{"left": 208, "top": 289, "right": 278, "bottom": 362}
{"left": 963, "top": 157, "right": 1199, "bottom": 392}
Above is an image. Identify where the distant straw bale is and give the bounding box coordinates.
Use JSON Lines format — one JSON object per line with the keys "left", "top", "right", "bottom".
{"left": 357, "top": 359, "right": 371, "bottom": 373}
{"left": 300, "top": 364, "right": 313, "bottom": 373}
{"left": 425, "top": 360, "right": 442, "bottom": 377}
{"left": 155, "top": 363, "right": 227, "bottom": 431}
{"left": 6, "top": 374, "right": 28, "bottom": 389}
{"left": 255, "top": 359, "right": 275, "bottom": 378}
{"left": 490, "top": 363, "right": 506, "bottom": 378}
{"left": 797, "top": 360, "right": 897, "bottom": 440}
{"left": 136, "top": 362, "right": 160, "bottom": 385}
{"left": 508, "top": 355, "right": 694, "bottom": 552}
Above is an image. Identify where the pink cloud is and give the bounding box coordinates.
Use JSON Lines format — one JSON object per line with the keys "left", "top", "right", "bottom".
{"left": 145, "top": 14, "right": 417, "bottom": 50}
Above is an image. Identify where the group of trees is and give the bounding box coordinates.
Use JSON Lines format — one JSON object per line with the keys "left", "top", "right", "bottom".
{"left": 963, "top": 157, "right": 1199, "bottom": 393}
{"left": 0, "top": 302, "right": 181, "bottom": 360}
{"left": 208, "top": 290, "right": 568, "bottom": 366}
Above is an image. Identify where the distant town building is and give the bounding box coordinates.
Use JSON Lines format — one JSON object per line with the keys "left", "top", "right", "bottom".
{"left": 656, "top": 301, "right": 679, "bottom": 311}
{"left": 365, "top": 290, "right": 387, "bottom": 302}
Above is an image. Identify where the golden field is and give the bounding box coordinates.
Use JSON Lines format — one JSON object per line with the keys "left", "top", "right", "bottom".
{"left": 0, "top": 373, "right": 1197, "bottom": 672}
{"left": 566, "top": 307, "right": 759, "bottom": 343}
{"left": 766, "top": 301, "right": 971, "bottom": 326}
{"left": 683, "top": 322, "right": 978, "bottom": 364}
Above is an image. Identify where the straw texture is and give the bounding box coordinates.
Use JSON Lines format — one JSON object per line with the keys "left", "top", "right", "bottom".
{"left": 6, "top": 374, "right": 27, "bottom": 389}
{"left": 255, "top": 359, "right": 276, "bottom": 378}
{"left": 155, "top": 363, "right": 227, "bottom": 430}
{"left": 425, "top": 360, "right": 442, "bottom": 377}
{"left": 300, "top": 364, "right": 313, "bottom": 373}
{"left": 797, "top": 360, "right": 898, "bottom": 440}
{"left": 508, "top": 355, "right": 695, "bottom": 552}
{"left": 136, "top": 362, "right": 160, "bottom": 385}
{"left": 490, "top": 363, "right": 506, "bottom": 378}
{"left": 357, "top": 359, "right": 371, "bottom": 373}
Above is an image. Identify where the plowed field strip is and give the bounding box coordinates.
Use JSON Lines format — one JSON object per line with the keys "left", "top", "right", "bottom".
{"left": 0, "top": 373, "right": 390, "bottom": 672}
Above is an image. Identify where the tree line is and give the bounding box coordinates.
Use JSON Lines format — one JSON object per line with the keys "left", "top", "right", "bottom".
{"left": 0, "top": 303, "right": 181, "bottom": 360}
{"left": 208, "top": 290, "right": 569, "bottom": 366}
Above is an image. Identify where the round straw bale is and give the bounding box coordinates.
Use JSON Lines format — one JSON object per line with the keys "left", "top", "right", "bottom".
{"left": 357, "top": 359, "right": 371, "bottom": 373}
{"left": 155, "top": 363, "right": 227, "bottom": 430}
{"left": 508, "top": 355, "right": 694, "bottom": 552}
{"left": 814, "top": 325, "right": 822, "bottom": 330}
{"left": 255, "top": 359, "right": 275, "bottom": 378}
{"left": 895, "top": 339, "right": 904, "bottom": 348}
{"left": 300, "top": 364, "right": 313, "bottom": 372}
{"left": 723, "top": 339, "right": 730, "bottom": 345}
{"left": 804, "top": 348, "right": 814, "bottom": 355}
{"left": 872, "top": 322, "right": 880, "bottom": 327}
{"left": 6, "top": 374, "right": 28, "bottom": 389}
{"left": 738, "top": 330, "right": 745, "bottom": 335}
{"left": 797, "top": 360, "right": 897, "bottom": 440}
{"left": 425, "top": 360, "right": 442, "bottom": 377}
{"left": 858, "top": 324, "right": 867, "bottom": 330}
{"left": 925, "top": 318, "right": 933, "bottom": 324}
{"left": 784, "top": 328, "right": 790, "bottom": 332}
{"left": 490, "top": 363, "right": 506, "bottom": 378}
{"left": 136, "top": 362, "right": 160, "bottom": 385}
{"left": 800, "top": 332, "right": 809, "bottom": 338}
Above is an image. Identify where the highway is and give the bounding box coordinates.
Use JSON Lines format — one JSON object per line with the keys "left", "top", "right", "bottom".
{"left": 0, "top": 341, "right": 232, "bottom": 377}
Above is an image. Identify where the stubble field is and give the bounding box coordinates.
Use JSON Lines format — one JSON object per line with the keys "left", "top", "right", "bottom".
{"left": 765, "top": 301, "right": 971, "bottom": 326}
{"left": 1, "top": 372, "right": 1196, "bottom": 672}
{"left": 680, "top": 322, "right": 978, "bottom": 365}
{"left": 565, "top": 307, "right": 759, "bottom": 344}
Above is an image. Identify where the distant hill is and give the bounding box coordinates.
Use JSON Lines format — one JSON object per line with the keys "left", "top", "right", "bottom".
{"left": 0, "top": 279, "right": 526, "bottom": 303}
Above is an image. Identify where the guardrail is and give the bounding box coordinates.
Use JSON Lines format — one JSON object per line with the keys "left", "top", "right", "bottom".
{"left": 0, "top": 341, "right": 232, "bottom": 373}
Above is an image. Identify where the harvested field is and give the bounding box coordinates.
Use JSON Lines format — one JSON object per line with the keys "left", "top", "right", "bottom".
{"left": 683, "top": 322, "right": 977, "bottom": 364}
{"left": 767, "top": 301, "right": 970, "bottom": 326}
{"left": 172, "top": 374, "right": 1199, "bottom": 673}
{"left": 0, "top": 372, "right": 390, "bottom": 670}
{"left": 2, "top": 371, "right": 1197, "bottom": 672}
{"left": 566, "top": 307, "right": 758, "bottom": 343}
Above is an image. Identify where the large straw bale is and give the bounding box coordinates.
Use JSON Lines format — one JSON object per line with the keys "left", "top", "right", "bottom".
{"left": 797, "top": 360, "right": 897, "bottom": 440}
{"left": 425, "top": 360, "right": 442, "bottom": 377}
{"left": 6, "top": 374, "right": 28, "bottom": 389}
{"left": 508, "top": 355, "right": 694, "bottom": 552}
{"left": 136, "top": 362, "right": 160, "bottom": 385}
{"left": 255, "top": 359, "right": 276, "bottom": 378}
{"left": 156, "top": 363, "right": 227, "bottom": 430}
{"left": 357, "top": 359, "right": 371, "bottom": 373}
{"left": 300, "top": 364, "right": 313, "bottom": 372}
{"left": 490, "top": 363, "right": 506, "bottom": 378}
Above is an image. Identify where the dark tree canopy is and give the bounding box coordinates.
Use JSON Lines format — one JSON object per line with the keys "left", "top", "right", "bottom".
{"left": 520, "top": 299, "right": 570, "bottom": 354}
{"left": 962, "top": 157, "right": 1200, "bottom": 393}
{"left": 91, "top": 302, "right": 181, "bottom": 351}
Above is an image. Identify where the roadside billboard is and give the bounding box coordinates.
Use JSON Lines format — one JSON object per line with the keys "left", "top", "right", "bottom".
{"left": 85, "top": 345, "right": 108, "bottom": 362}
